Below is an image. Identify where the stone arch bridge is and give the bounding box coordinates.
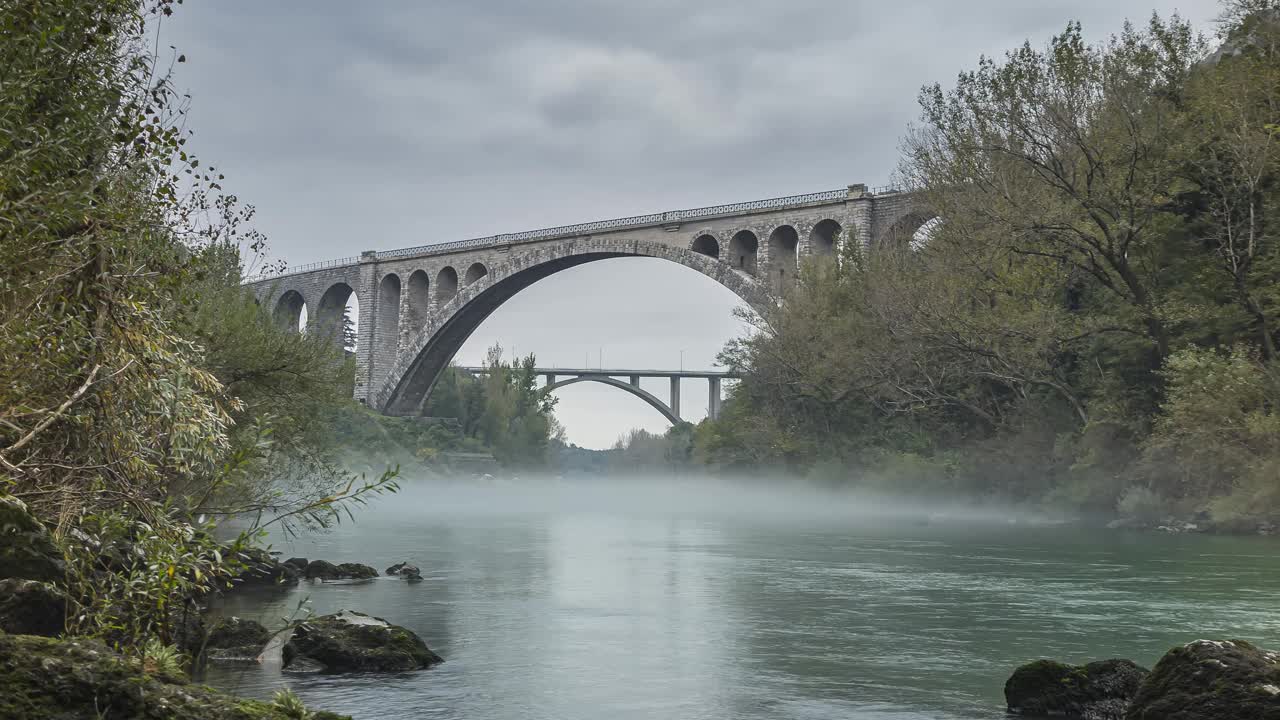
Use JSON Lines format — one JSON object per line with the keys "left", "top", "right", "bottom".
{"left": 244, "top": 183, "right": 929, "bottom": 416}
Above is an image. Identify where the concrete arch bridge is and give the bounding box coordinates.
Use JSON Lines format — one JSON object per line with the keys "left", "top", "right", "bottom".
{"left": 244, "top": 183, "right": 929, "bottom": 416}
{"left": 457, "top": 366, "right": 739, "bottom": 424}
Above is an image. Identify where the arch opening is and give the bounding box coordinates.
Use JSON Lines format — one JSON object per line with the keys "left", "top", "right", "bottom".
{"left": 879, "top": 212, "right": 939, "bottom": 251}
{"left": 375, "top": 274, "right": 401, "bottom": 375}
{"left": 728, "top": 231, "right": 758, "bottom": 275}
{"left": 405, "top": 269, "right": 430, "bottom": 335}
{"left": 464, "top": 262, "right": 488, "bottom": 285}
{"left": 809, "top": 219, "right": 842, "bottom": 256}
{"left": 768, "top": 225, "right": 799, "bottom": 293}
{"left": 436, "top": 266, "right": 459, "bottom": 304}
{"left": 273, "top": 290, "right": 306, "bottom": 333}
{"left": 691, "top": 234, "right": 719, "bottom": 259}
{"left": 316, "top": 282, "right": 357, "bottom": 351}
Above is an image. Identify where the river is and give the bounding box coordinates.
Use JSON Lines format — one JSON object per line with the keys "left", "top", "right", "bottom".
{"left": 203, "top": 478, "right": 1280, "bottom": 720}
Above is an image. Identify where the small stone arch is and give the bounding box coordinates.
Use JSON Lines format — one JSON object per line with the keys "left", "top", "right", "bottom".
{"left": 728, "top": 230, "right": 758, "bottom": 275}
{"left": 691, "top": 234, "right": 719, "bottom": 259}
{"left": 405, "top": 270, "right": 430, "bottom": 331}
{"left": 767, "top": 225, "right": 799, "bottom": 292}
{"left": 316, "top": 282, "right": 355, "bottom": 349}
{"left": 273, "top": 289, "right": 306, "bottom": 333}
{"left": 464, "top": 262, "right": 488, "bottom": 286}
{"left": 436, "top": 266, "right": 459, "bottom": 304}
{"left": 809, "top": 219, "right": 842, "bottom": 256}
{"left": 375, "top": 274, "right": 401, "bottom": 373}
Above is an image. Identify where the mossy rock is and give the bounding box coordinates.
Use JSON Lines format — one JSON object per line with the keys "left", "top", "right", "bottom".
{"left": 1006, "top": 658, "right": 1148, "bottom": 719}
{"left": 1126, "top": 639, "right": 1280, "bottom": 719}
{"left": 205, "top": 616, "right": 272, "bottom": 663}
{"left": 0, "top": 579, "right": 65, "bottom": 637}
{"left": 303, "top": 560, "right": 340, "bottom": 580}
{"left": 303, "top": 560, "right": 377, "bottom": 581}
{"left": 334, "top": 563, "right": 378, "bottom": 580}
{"left": 0, "top": 495, "right": 65, "bottom": 583}
{"left": 231, "top": 546, "right": 299, "bottom": 589}
{"left": 282, "top": 610, "right": 442, "bottom": 673}
{"left": 0, "top": 631, "right": 349, "bottom": 719}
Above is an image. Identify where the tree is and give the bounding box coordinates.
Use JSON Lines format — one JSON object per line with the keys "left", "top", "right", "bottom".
{"left": 0, "top": 0, "right": 395, "bottom": 648}
{"left": 903, "top": 17, "right": 1206, "bottom": 366}
{"left": 1179, "top": 15, "right": 1280, "bottom": 359}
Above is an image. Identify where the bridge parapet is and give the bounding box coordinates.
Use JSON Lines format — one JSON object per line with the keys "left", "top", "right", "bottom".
{"left": 243, "top": 185, "right": 912, "bottom": 284}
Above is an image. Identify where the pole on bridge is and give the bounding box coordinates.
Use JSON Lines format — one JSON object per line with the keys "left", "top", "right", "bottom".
{"left": 669, "top": 376, "right": 681, "bottom": 420}
{"left": 708, "top": 376, "right": 722, "bottom": 420}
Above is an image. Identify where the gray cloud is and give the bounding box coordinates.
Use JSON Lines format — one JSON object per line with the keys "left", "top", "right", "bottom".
{"left": 165, "top": 0, "right": 1221, "bottom": 448}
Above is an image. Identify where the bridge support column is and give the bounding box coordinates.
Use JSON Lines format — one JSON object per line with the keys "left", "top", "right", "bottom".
{"left": 669, "top": 376, "right": 681, "bottom": 421}
{"left": 544, "top": 373, "right": 556, "bottom": 386}
{"left": 353, "top": 252, "right": 378, "bottom": 404}
{"left": 708, "top": 377, "right": 722, "bottom": 421}
{"left": 629, "top": 375, "right": 640, "bottom": 387}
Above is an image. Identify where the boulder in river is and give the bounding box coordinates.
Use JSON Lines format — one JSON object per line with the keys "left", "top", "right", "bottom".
{"left": 0, "top": 495, "right": 65, "bottom": 582}
{"left": 204, "top": 616, "right": 272, "bottom": 663}
{"left": 0, "top": 632, "right": 350, "bottom": 719}
{"left": 231, "top": 546, "right": 299, "bottom": 589}
{"left": 1005, "top": 658, "right": 1148, "bottom": 720}
{"left": 283, "top": 557, "right": 309, "bottom": 571}
{"left": 1125, "top": 639, "right": 1280, "bottom": 719}
{"left": 386, "top": 562, "right": 421, "bottom": 580}
{"left": 336, "top": 562, "right": 379, "bottom": 579}
{"left": 0, "top": 577, "right": 66, "bottom": 636}
{"left": 282, "top": 609, "right": 442, "bottom": 673}
{"left": 304, "top": 560, "right": 378, "bottom": 581}
{"left": 304, "top": 559, "right": 341, "bottom": 579}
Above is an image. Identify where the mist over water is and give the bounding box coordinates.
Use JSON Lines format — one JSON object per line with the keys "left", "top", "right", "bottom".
{"left": 205, "top": 475, "right": 1280, "bottom": 720}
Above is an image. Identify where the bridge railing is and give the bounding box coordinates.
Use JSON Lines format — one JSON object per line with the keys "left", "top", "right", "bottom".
{"left": 244, "top": 185, "right": 906, "bottom": 284}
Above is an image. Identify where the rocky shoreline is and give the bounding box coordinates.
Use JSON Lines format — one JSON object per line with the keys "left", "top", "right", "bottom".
{"left": 1105, "top": 516, "right": 1278, "bottom": 536}
{"left": 0, "top": 495, "right": 443, "bottom": 717}
{"left": 1005, "top": 640, "right": 1280, "bottom": 719}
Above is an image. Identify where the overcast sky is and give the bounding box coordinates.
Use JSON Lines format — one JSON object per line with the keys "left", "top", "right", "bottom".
{"left": 165, "top": 0, "right": 1221, "bottom": 449}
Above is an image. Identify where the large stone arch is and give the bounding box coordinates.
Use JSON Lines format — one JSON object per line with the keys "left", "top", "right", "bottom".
{"left": 767, "top": 224, "right": 799, "bottom": 293}
{"left": 273, "top": 289, "right": 306, "bottom": 332}
{"left": 316, "top": 282, "right": 354, "bottom": 349}
{"left": 545, "top": 376, "right": 680, "bottom": 425}
{"left": 728, "top": 230, "right": 758, "bottom": 275}
{"left": 808, "top": 219, "right": 842, "bottom": 257}
{"left": 873, "top": 207, "right": 938, "bottom": 249}
{"left": 375, "top": 238, "right": 767, "bottom": 414}
{"left": 373, "top": 273, "right": 401, "bottom": 384}
{"left": 405, "top": 270, "right": 430, "bottom": 333}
